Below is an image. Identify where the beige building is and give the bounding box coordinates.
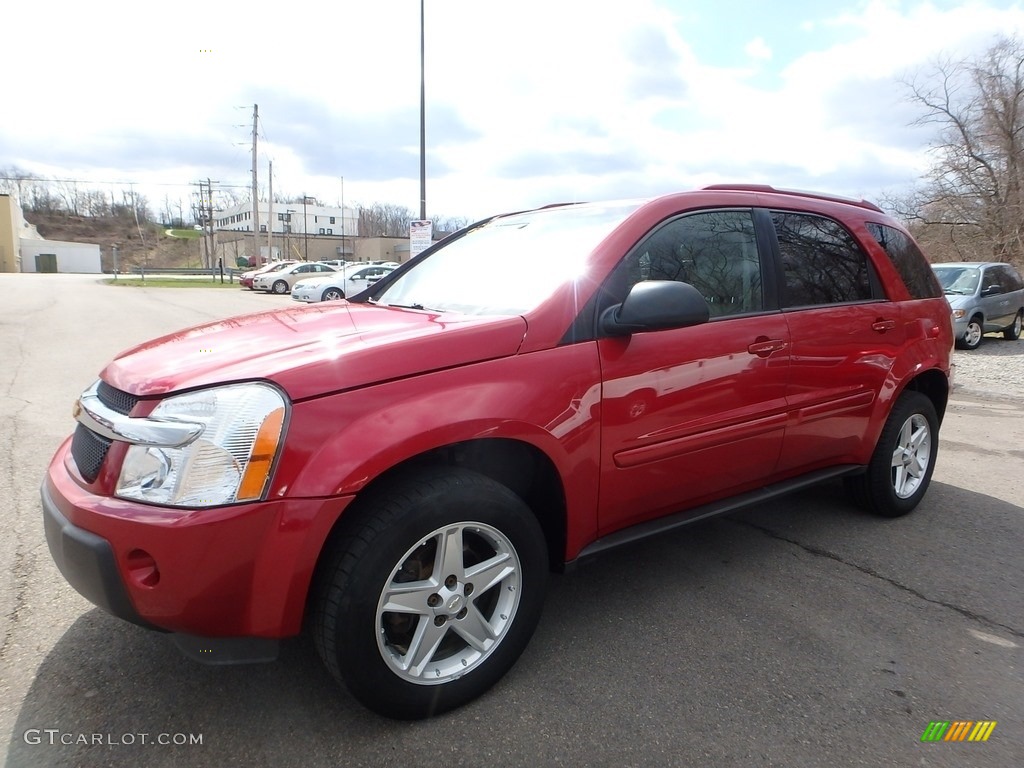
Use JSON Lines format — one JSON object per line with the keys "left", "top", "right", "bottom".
{"left": 0, "top": 195, "right": 22, "bottom": 272}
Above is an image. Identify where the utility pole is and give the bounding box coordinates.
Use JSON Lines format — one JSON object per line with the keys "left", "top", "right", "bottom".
{"left": 340, "top": 176, "right": 345, "bottom": 261}
{"left": 251, "top": 104, "right": 260, "bottom": 261}
{"left": 267, "top": 160, "right": 273, "bottom": 264}
{"left": 419, "top": 0, "right": 427, "bottom": 221}
{"left": 302, "top": 195, "right": 310, "bottom": 261}
{"left": 207, "top": 177, "right": 216, "bottom": 270}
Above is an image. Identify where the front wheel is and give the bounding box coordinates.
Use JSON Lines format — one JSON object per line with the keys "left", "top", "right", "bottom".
{"left": 957, "top": 315, "right": 984, "bottom": 349}
{"left": 1003, "top": 310, "right": 1022, "bottom": 340}
{"left": 322, "top": 287, "right": 345, "bottom": 302}
{"left": 844, "top": 391, "right": 939, "bottom": 517}
{"left": 271, "top": 280, "right": 289, "bottom": 295}
{"left": 312, "top": 468, "right": 548, "bottom": 719}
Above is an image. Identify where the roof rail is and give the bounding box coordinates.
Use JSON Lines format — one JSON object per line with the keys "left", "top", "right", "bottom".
{"left": 702, "top": 184, "right": 884, "bottom": 213}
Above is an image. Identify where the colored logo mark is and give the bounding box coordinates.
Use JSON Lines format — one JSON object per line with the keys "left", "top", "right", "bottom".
{"left": 921, "top": 721, "right": 997, "bottom": 742}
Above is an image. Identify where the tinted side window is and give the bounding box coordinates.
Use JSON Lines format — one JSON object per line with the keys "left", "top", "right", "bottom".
{"left": 981, "top": 267, "right": 1003, "bottom": 293}
{"left": 618, "top": 210, "right": 764, "bottom": 318}
{"left": 995, "top": 265, "right": 1024, "bottom": 292}
{"left": 865, "top": 222, "right": 943, "bottom": 299}
{"left": 772, "top": 212, "right": 872, "bottom": 307}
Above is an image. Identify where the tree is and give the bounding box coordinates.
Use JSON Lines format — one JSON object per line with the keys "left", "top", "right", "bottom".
{"left": 900, "top": 37, "right": 1024, "bottom": 268}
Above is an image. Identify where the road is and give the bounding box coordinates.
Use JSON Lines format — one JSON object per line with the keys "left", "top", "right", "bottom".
{"left": 1, "top": 273, "right": 1021, "bottom": 767}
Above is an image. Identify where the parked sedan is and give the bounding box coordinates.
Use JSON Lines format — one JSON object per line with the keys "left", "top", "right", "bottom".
{"left": 253, "top": 262, "right": 338, "bottom": 294}
{"left": 240, "top": 260, "right": 296, "bottom": 290}
{"left": 932, "top": 261, "right": 1024, "bottom": 349}
{"left": 291, "top": 264, "right": 397, "bottom": 303}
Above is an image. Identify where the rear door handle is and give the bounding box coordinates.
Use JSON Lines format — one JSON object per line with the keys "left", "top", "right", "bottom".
{"left": 747, "top": 338, "right": 787, "bottom": 357}
{"left": 871, "top": 319, "right": 897, "bottom": 333}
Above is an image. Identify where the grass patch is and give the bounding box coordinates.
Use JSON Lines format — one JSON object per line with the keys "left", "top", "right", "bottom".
{"left": 165, "top": 228, "right": 205, "bottom": 240}
{"left": 105, "top": 278, "right": 240, "bottom": 288}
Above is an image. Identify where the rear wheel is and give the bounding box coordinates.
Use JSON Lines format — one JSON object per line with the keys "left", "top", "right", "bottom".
{"left": 313, "top": 468, "right": 548, "bottom": 719}
{"left": 845, "top": 391, "right": 938, "bottom": 517}
{"left": 1003, "top": 310, "right": 1022, "bottom": 340}
{"left": 322, "top": 287, "right": 344, "bottom": 301}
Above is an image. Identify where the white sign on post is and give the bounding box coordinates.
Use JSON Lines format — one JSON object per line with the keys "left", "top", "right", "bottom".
{"left": 409, "top": 220, "right": 433, "bottom": 259}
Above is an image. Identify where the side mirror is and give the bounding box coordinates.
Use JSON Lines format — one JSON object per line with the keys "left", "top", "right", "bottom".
{"left": 600, "top": 280, "right": 710, "bottom": 336}
{"left": 982, "top": 284, "right": 1002, "bottom": 296}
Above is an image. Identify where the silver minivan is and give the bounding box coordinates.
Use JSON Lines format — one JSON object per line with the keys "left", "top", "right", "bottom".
{"left": 932, "top": 262, "right": 1024, "bottom": 349}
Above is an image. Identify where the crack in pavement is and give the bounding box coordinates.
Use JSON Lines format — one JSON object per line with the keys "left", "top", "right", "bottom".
{"left": 731, "top": 518, "right": 1024, "bottom": 639}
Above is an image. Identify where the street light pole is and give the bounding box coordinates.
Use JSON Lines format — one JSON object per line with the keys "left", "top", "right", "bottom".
{"left": 419, "top": 0, "right": 426, "bottom": 221}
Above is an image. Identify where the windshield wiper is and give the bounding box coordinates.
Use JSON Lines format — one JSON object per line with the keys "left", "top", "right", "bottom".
{"left": 387, "top": 302, "right": 427, "bottom": 310}
{"left": 943, "top": 289, "right": 968, "bottom": 295}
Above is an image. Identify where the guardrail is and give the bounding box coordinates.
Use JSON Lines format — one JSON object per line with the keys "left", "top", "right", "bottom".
{"left": 130, "top": 266, "right": 240, "bottom": 283}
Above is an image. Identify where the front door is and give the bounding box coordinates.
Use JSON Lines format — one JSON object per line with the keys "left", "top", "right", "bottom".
{"left": 597, "top": 209, "right": 790, "bottom": 536}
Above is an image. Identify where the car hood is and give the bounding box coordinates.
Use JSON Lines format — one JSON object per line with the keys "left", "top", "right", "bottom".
{"left": 101, "top": 303, "right": 528, "bottom": 400}
{"left": 944, "top": 294, "right": 975, "bottom": 309}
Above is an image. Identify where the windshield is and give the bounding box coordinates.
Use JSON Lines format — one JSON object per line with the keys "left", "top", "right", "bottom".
{"left": 375, "top": 201, "right": 642, "bottom": 315}
{"left": 933, "top": 266, "right": 980, "bottom": 295}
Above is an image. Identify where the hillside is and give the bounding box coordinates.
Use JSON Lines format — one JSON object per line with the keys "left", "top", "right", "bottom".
{"left": 24, "top": 211, "right": 202, "bottom": 271}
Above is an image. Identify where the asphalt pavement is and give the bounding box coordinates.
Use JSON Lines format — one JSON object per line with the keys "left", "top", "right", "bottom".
{"left": 1, "top": 273, "right": 1021, "bottom": 768}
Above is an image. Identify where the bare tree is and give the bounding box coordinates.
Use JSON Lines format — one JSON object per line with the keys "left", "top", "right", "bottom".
{"left": 901, "top": 37, "right": 1024, "bottom": 268}
{"left": 357, "top": 203, "right": 417, "bottom": 237}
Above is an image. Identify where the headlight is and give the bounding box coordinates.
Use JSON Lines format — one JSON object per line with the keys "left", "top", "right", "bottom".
{"left": 952, "top": 309, "right": 966, "bottom": 319}
{"left": 116, "top": 383, "right": 287, "bottom": 507}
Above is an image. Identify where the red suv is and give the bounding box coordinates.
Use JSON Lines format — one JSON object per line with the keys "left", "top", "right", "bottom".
{"left": 42, "top": 185, "right": 953, "bottom": 719}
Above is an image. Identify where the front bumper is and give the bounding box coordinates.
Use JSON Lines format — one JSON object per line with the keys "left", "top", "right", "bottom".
{"left": 42, "top": 479, "right": 156, "bottom": 630}
{"left": 951, "top": 315, "right": 969, "bottom": 338}
{"left": 42, "top": 439, "right": 354, "bottom": 639}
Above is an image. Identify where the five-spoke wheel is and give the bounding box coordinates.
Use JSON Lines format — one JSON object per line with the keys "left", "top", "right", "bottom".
{"left": 313, "top": 468, "right": 547, "bottom": 719}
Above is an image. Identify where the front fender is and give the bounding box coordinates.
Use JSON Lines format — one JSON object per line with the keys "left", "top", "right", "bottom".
{"left": 270, "top": 343, "right": 604, "bottom": 558}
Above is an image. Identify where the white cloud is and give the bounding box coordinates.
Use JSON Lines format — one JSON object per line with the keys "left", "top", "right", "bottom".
{"left": 745, "top": 36, "right": 773, "bottom": 61}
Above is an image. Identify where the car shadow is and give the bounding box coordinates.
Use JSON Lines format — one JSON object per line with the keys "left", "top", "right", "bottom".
{"left": 7, "top": 480, "right": 1023, "bottom": 768}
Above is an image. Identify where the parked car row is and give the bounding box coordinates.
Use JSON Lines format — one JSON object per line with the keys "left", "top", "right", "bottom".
{"left": 240, "top": 260, "right": 400, "bottom": 299}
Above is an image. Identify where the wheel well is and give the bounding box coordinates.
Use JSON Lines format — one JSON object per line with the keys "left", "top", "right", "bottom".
{"left": 314, "top": 437, "right": 567, "bottom": 575}
{"left": 902, "top": 369, "right": 949, "bottom": 424}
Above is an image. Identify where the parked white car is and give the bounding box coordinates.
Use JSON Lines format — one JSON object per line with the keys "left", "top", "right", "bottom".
{"left": 292, "top": 264, "right": 397, "bottom": 303}
{"left": 253, "top": 262, "right": 338, "bottom": 294}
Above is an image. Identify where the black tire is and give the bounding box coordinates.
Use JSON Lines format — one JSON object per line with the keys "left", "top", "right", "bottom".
{"left": 272, "top": 280, "right": 289, "bottom": 295}
{"left": 957, "top": 315, "right": 984, "bottom": 349}
{"left": 844, "top": 391, "right": 939, "bottom": 517}
{"left": 322, "top": 287, "right": 345, "bottom": 302}
{"left": 312, "top": 468, "right": 548, "bottom": 719}
{"left": 1003, "top": 310, "right": 1022, "bottom": 340}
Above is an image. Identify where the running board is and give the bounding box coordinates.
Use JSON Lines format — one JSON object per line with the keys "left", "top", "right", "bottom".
{"left": 570, "top": 465, "right": 862, "bottom": 566}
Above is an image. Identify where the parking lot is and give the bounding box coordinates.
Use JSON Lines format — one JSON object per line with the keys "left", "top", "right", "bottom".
{"left": 1, "top": 273, "right": 1021, "bottom": 767}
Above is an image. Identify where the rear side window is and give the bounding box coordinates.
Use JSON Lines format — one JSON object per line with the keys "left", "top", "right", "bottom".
{"left": 994, "top": 264, "right": 1024, "bottom": 292}
{"left": 865, "top": 222, "right": 942, "bottom": 299}
{"left": 772, "top": 212, "right": 873, "bottom": 307}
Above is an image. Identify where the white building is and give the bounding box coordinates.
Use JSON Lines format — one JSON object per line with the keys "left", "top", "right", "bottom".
{"left": 213, "top": 202, "right": 358, "bottom": 239}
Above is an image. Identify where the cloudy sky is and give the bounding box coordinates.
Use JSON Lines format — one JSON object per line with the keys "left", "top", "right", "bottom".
{"left": 5, "top": 0, "right": 1024, "bottom": 221}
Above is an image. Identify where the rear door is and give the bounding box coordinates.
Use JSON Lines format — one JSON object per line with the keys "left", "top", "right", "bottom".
{"left": 767, "top": 210, "right": 904, "bottom": 474}
{"left": 597, "top": 209, "right": 790, "bottom": 535}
